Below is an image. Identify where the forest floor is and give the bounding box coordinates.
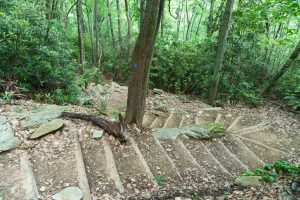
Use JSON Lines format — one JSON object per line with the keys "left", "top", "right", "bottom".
{"left": 0, "top": 82, "right": 299, "bottom": 200}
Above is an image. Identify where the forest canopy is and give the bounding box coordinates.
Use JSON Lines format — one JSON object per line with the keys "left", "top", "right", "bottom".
{"left": 0, "top": 0, "right": 299, "bottom": 109}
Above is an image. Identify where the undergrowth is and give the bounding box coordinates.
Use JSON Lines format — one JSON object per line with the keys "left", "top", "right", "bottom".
{"left": 243, "top": 161, "right": 300, "bottom": 182}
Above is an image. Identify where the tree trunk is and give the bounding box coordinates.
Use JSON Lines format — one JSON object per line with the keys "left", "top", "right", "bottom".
{"left": 126, "top": 0, "right": 165, "bottom": 126}
{"left": 195, "top": 6, "right": 205, "bottom": 36}
{"left": 76, "top": 0, "right": 85, "bottom": 66}
{"left": 94, "top": 0, "right": 102, "bottom": 67}
{"left": 140, "top": 0, "right": 146, "bottom": 30}
{"left": 86, "top": 6, "right": 95, "bottom": 62}
{"left": 176, "top": 1, "right": 183, "bottom": 40}
{"left": 207, "top": 0, "right": 215, "bottom": 37}
{"left": 160, "top": 3, "right": 165, "bottom": 38}
{"left": 106, "top": 0, "right": 116, "bottom": 49}
{"left": 116, "top": 0, "right": 123, "bottom": 53}
{"left": 208, "top": 0, "right": 234, "bottom": 105}
{"left": 262, "top": 40, "right": 300, "bottom": 95}
{"left": 124, "top": 0, "right": 131, "bottom": 54}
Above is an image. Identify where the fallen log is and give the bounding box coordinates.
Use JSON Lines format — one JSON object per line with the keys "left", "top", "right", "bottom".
{"left": 61, "top": 112, "right": 128, "bottom": 143}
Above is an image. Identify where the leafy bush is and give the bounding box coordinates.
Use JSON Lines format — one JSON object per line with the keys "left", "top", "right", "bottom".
{"left": 0, "top": 1, "right": 79, "bottom": 104}
{"left": 244, "top": 161, "right": 300, "bottom": 182}
{"left": 273, "top": 67, "right": 300, "bottom": 110}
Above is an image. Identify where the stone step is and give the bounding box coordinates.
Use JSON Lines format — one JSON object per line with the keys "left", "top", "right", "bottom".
{"left": 29, "top": 123, "right": 80, "bottom": 198}
{"left": 228, "top": 116, "right": 261, "bottom": 132}
{"left": 163, "top": 113, "right": 182, "bottom": 128}
{"left": 236, "top": 135, "right": 293, "bottom": 163}
{"left": 81, "top": 136, "right": 121, "bottom": 198}
{"left": 142, "top": 113, "right": 157, "bottom": 128}
{"left": 182, "top": 138, "right": 233, "bottom": 184}
{"left": 0, "top": 152, "right": 28, "bottom": 200}
{"left": 150, "top": 116, "right": 164, "bottom": 129}
{"left": 195, "top": 110, "right": 218, "bottom": 126}
{"left": 203, "top": 139, "right": 247, "bottom": 177}
{"left": 133, "top": 133, "right": 181, "bottom": 184}
{"left": 110, "top": 136, "right": 156, "bottom": 194}
{"left": 73, "top": 132, "right": 91, "bottom": 200}
{"left": 159, "top": 139, "right": 212, "bottom": 185}
{"left": 238, "top": 128, "right": 299, "bottom": 155}
{"left": 180, "top": 114, "right": 195, "bottom": 127}
{"left": 222, "top": 134, "right": 265, "bottom": 170}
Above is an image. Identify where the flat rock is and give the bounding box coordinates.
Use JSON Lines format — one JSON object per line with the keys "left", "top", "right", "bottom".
{"left": 9, "top": 105, "right": 63, "bottom": 130}
{"left": 153, "top": 88, "right": 164, "bottom": 95}
{"left": 235, "top": 176, "right": 262, "bottom": 187}
{"left": 0, "top": 116, "right": 21, "bottom": 152}
{"left": 30, "top": 119, "right": 64, "bottom": 139}
{"left": 92, "top": 129, "right": 104, "bottom": 139}
{"left": 52, "top": 187, "right": 83, "bottom": 200}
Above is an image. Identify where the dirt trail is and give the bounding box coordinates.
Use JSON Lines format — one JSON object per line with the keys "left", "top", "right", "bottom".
{"left": 0, "top": 83, "right": 299, "bottom": 199}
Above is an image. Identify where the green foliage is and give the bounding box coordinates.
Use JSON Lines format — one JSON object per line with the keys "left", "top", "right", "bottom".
{"left": 0, "top": 1, "right": 78, "bottom": 104}
{"left": 273, "top": 68, "right": 300, "bottom": 110}
{"left": 209, "top": 123, "right": 227, "bottom": 134}
{"left": 99, "top": 99, "right": 108, "bottom": 113}
{"left": 154, "top": 175, "right": 166, "bottom": 186}
{"left": 0, "top": 91, "right": 14, "bottom": 103}
{"left": 79, "top": 67, "right": 102, "bottom": 87}
{"left": 243, "top": 161, "right": 300, "bottom": 182}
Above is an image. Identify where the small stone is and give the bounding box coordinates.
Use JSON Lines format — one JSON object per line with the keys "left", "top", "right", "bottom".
{"left": 92, "top": 130, "right": 104, "bottom": 139}
{"left": 40, "top": 186, "right": 46, "bottom": 192}
{"left": 52, "top": 187, "right": 83, "bottom": 200}
{"left": 235, "top": 176, "right": 262, "bottom": 187}
{"left": 153, "top": 88, "right": 164, "bottom": 95}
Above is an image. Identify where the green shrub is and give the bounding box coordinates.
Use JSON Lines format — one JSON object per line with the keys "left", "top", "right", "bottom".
{"left": 243, "top": 161, "right": 300, "bottom": 182}
{"left": 0, "top": 1, "right": 78, "bottom": 104}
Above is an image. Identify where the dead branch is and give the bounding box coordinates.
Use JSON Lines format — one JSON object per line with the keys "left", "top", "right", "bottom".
{"left": 61, "top": 112, "right": 128, "bottom": 143}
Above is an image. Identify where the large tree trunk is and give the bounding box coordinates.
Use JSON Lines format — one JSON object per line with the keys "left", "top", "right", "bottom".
{"left": 116, "top": 0, "right": 123, "bottom": 53}
{"left": 94, "top": 0, "right": 102, "bottom": 67}
{"left": 124, "top": 0, "right": 131, "bottom": 54}
{"left": 140, "top": 0, "right": 146, "bottom": 30}
{"left": 207, "top": 0, "right": 215, "bottom": 37}
{"left": 126, "top": 0, "right": 165, "bottom": 126}
{"left": 262, "top": 40, "right": 300, "bottom": 95}
{"left": 86, "top": 6, "right": 95, "bottom": 62}
{"left": 208, "top": 0, "right": 234, "bottom": 105}
{"left": 176, "top": 1, "right": 183, "bottom": 40}
{"left": 76, "top": 0, "right": 85, "bottom": 66}
{"left": 106, "top": 0, "right": 116, "bottom": 49}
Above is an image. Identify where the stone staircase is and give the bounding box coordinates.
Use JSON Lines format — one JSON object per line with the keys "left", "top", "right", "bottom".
{"left": 0, "top": 107, "right": 299, "bottom": 199}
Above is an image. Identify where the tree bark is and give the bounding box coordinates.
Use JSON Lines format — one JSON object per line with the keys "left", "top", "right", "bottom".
{"left": 208, "top": 0, "right": 234, "bottom": 105}
{"left": 262, "top": 40, "right": 300, "bottom": 95}
{"left": 76, "top": 0, "right": 85, "bottom": 66}
{"left": 116, "top": 0, "right": 123, "bottom": 53}
{"left": 195, "top": 1, "right": 205, "bottom": 37}
{"left": 126, "top": 0, "right": 165, "bottom": 126}
{"left": 94, "top": 0, "right": 102, "bottom": 67}
{"left": 140, "top": 0, "right": 146, "bottom": 30}
{"left": 106, "top": 0, "right": 116, "bottom": 49}
{"left": 176, "top": 1, "right": 183, "bottom": 40}
{"left": 124, "top": 0, "right": 131, "bottom": 54}
{"left": 207, "top": 0, "right": 215, "bottom": 37}
{"left": 86, "top": 5, "right": 95, "bottom": 62}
